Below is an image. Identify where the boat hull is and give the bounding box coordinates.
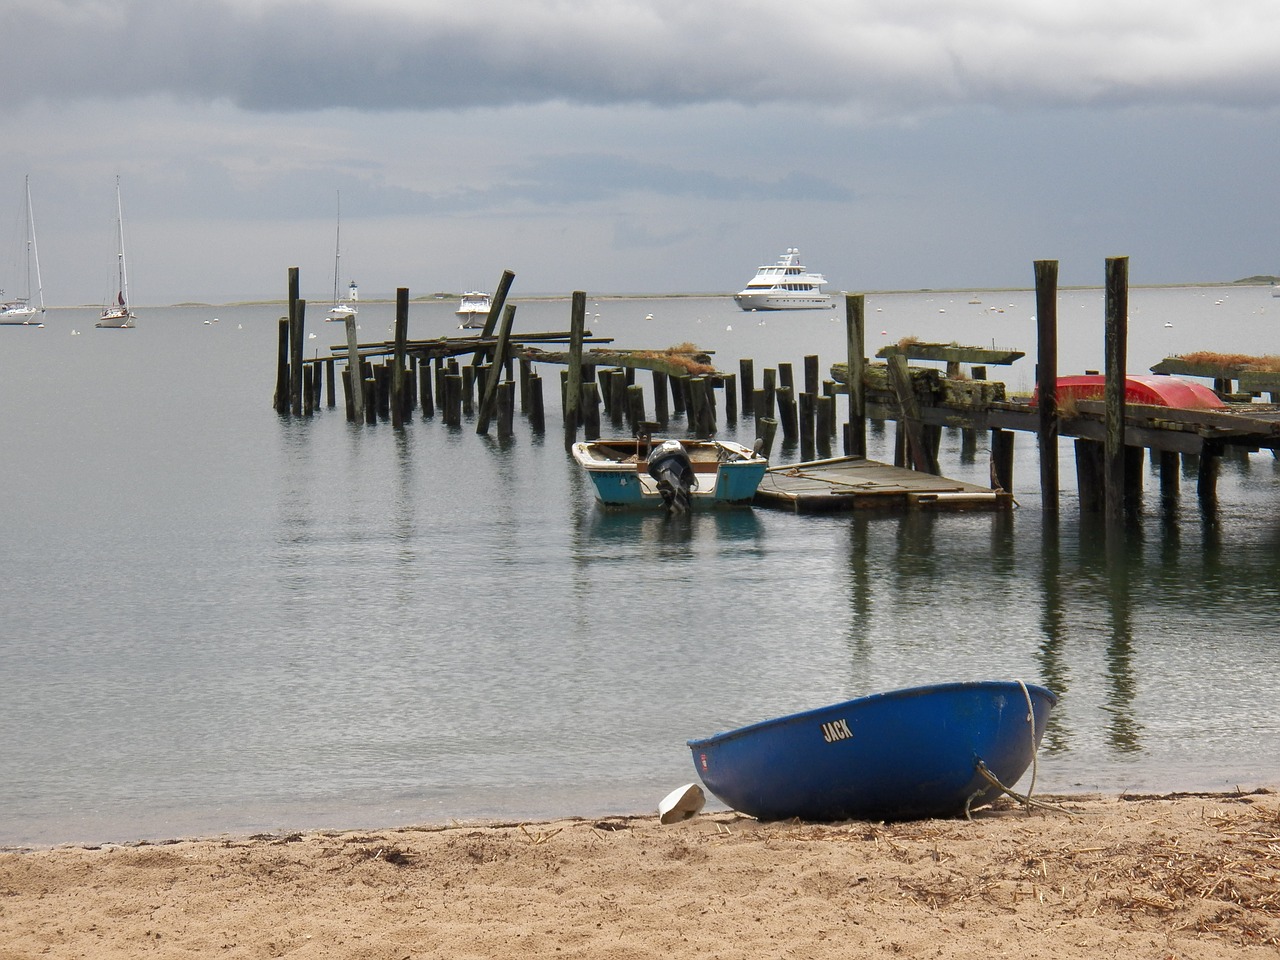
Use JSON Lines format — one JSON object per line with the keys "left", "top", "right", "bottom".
{"left": 95, "top": 309, "right": 135, "bottom": 329}
{"left": 733, "top": 292, "right": 832, "bottom": 311}
{"left": 572, "top": 439, "right": 767, "bottom": 509}
{"left": 0, "top": 306, "right": 42, "bottom": 325}
{"left": 688, "top": 681, "right": 1057, "bottom": 822}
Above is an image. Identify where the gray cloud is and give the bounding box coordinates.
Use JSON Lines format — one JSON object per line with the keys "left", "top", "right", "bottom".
{"left": 10, "top": 0, "right": 1280, "bottom": 115}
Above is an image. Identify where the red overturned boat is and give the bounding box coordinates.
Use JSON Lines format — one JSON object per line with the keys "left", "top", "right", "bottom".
{"left": 1032, "top": 375, "right": 1224, "bottom": 410}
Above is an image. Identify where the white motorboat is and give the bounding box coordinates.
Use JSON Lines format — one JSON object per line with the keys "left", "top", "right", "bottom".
{"left": 733, "top": 248, "right": 832, "bottom": 311}
{"left": 456, "top": 290, "right": 492, "bottom": 328}
{"left": 96, "top": 178, "right": 135, "bottom": 329}
{"left": 0, "top": 176, "right": 44, "bottom": 326}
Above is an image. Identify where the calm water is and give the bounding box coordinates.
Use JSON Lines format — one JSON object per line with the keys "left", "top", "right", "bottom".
{"left": 2, "top": 285, "right": 1279, "bottom": 848}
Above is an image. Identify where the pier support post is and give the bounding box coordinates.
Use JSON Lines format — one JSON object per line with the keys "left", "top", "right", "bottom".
{"left": 344, "top": 314, "right": 364, "bottom": 423}
{"left": 288, "top": 268, "right": 303, "bottom": 416}
{"left": 530, "top": 374, "right": 546, "bottom": 433}
{"left": 776, "top": 386, "right": 798, "bottom": 443}
{"left": 990, "top": 430, "right": 1015, "bottom": 493}
{"left": 756, "top": 417, "right": 779, "bottom": 458}
{"left": 583, "top": 382, "right": 602, "bottom": 440}
{"left": 739, "top": 359, "right": 754, "bottom": 412}
{"left": 845, "top": 293, "right": 867, "bottom": 457}
{"left": 653, "top": 371, "right": 670, "bottom": 426}
{"left": 564, "top": 291, "right": 586, "bottom": 447}
{"left": 1104, "top": 256, "right": 1129, "bottom": 536}
{"left": 275, "top": 316, "right": 289, "bottom": 414}
{"left": 477, "top": 302, "right": 517, "bottom": 434}
{"left": 391, "top": 288, "right": 409, "bottom": 429}
{"left": 1034, "top": 259, "right": 1060, "bottom": 513}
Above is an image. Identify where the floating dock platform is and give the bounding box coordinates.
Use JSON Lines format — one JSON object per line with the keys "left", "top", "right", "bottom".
{"left": 753, "top": 456, "right": 1011, "bottom": 513}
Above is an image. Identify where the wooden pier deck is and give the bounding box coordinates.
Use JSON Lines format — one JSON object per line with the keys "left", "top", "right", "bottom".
{"left": 753, "top": 456, "right": 1011, "bottom": 513}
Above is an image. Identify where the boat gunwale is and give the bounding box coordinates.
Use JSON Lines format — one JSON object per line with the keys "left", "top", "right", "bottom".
{"left": 686, "top": 680, "right": 1058, "bottom": 749}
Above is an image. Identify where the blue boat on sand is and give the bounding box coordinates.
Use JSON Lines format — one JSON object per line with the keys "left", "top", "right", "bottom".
{"left": 688, "top": 681, "right": 1057, "bottom": 822}
{"left": 572, "top": 437, "right": 767, "bottom": 512}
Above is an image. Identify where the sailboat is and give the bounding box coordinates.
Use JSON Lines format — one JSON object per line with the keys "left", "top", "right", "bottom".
{"left": 0, "top": 176, "right": 45, "bottom": 325}
{"left": 96, "top": 177, "right": 135, "bottom": 329}
{"left": 326, "top": 193, "right": 358, "bottom": 322}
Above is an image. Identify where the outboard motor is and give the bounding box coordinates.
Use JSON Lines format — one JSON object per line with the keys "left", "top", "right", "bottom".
{"left": 647, "top": 439, "right": 697, "bottom": 513}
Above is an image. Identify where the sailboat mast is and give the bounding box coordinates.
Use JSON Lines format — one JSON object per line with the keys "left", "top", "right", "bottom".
{"left": 26, "top": 176, "right": 44, "bottom": 313}
{"left": 332, "top": 191, "right": 342, "bottom": 305}
{"left": 115, "top": 176, "right": 128, "bottom": 309}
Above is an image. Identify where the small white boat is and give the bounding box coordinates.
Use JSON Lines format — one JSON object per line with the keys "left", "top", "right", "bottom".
{"left": 456, "top": 290, "right": 492, "bottom": 328}
{"left": 733, "top": 248, "right": 831, "bottom": 312}
{"left": 96, "top": 177, "right": 135, "bottom": 329}
{"left": 572, "top": 437, "right": 767, "bottom": 512}
{"left": 0, "top": 176, "right": 44, "bottom": 326}
{"left": 325, "top": 193, "right": 358, "bottom": 322}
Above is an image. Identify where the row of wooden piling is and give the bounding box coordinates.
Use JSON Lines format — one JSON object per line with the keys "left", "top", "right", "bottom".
{"left": 271, "top": 268, "right": 857, "bottom": 461}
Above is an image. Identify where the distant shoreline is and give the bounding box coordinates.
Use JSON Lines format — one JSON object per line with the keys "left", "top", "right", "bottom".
{"left": 41, "top": 278, "right": 1280, "bottom": 311}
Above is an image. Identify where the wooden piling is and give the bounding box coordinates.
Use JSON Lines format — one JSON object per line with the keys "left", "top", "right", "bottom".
{"left": 565, "top": 291, "right": 586, "bottom": 446}
{"left": 886, "top": 354, "right": 937, "bottom": 473}
{"left": 471, "top": 269, "right": 516, "bottom": 356}
{"left": 391, "top": 288, "right": 409, "bottom": 428}
{"left": 519, "top": 357, "right": 532, "bottom": 414}
{"left": 609, "top": 370, "right": 627, "bottom": 427}
{"left": 804, "top": 355, "right": 819, "bottom": 396}
{"left": 530, "top": 374, "right": 546, "bottom": 433}
{"left": 762, "top": 368, "right": 777, "bottom": 418}
{"left": 477, "top": 302, "right": 517, "bottom": 434}
{"left": 275, "top": 316, "right": 289, "bottom": 413}
{"left": 344, "top": 314, "right": 364, "bottom": 423}
{"left": 722, "top": 373, "right": 737, "bottom": 422}
{"left": 1034, "top": 260, "right": 1060, "bottom": 513}
{"left": 739, "top": 359, "right": 754, "bottom": 412}
{"left": 290, "top": 294, "right": 305, "bottom": 417}
{"left": 584, "top": 381, "right": 602, "bottom": 441}
{"left": 652, "top": 371, "right": 670, "bottom": 425}
{"left": 1158, "top": 449, "right": 1179, "bottom": 499}
{"left": 627, "top": 384, "right": 646, "bottom": 434}
{"left": 670, "top": 375, "right": 686, "bottom": 417}
{"left": 845, "top": 294, "right": 867, "bottom": 457}
{"left": 799, "top": 392, "right": 815, "bottom": 461}
{"left": 990, "top": 430, "right": 1015, "bottom": 492}
{"left": 419, "top": 360, "right": 434, "bottom": 417}
{"left": 497, "top": 381, "right": 514, "bottom": 439}
{"left": 341, "top": 367, "right": 354, "bottom": 421}
{"left": 444, "top": 373, "right": 462, "bottom": 427}
{"left": 462, "top": 366, "right": 476, "bottom": 416}
{"left": 776, "top": 385, "right": 798, "bottom": 442}
{"left": 288, "top": 269, "right": 302, "bottom": 416}
{"left": 325, "top": 358, "right": 336, "bottom": 408}
{"left": 1075, "top": 439, "right": 1104, "bottom": 511}
{"left": 363, "top": 376, "right": 377, "bottom": 425}
{"left": 756, "top": 417, "right": 779, "bottom": 458}
{"left": 1104, "top": 256, "right": 1129, "bottom": 532}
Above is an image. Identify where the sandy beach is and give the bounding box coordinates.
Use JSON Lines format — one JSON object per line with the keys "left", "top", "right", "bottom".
{"left": 1, "top": 790, "right": 1277, "bottom": 959}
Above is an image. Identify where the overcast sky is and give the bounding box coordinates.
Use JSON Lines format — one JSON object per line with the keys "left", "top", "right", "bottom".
{"left": 3, "top": 0, "right": 1279, "bottom": 306}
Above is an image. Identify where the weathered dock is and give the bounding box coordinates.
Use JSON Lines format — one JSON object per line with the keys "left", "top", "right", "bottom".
{"left": 269, "top": 257, "right": 1278, "bottom": 527}
{"left": 754, "top": 456, "right": 1010, "bottom": 513}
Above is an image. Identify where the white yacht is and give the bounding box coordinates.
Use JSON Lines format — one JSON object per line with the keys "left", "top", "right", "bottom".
{"left": 733, "top": 248, "right": 832, "bottom": 311}
{"left": 456, "top": 290, "right": 492, "bottom": 328}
